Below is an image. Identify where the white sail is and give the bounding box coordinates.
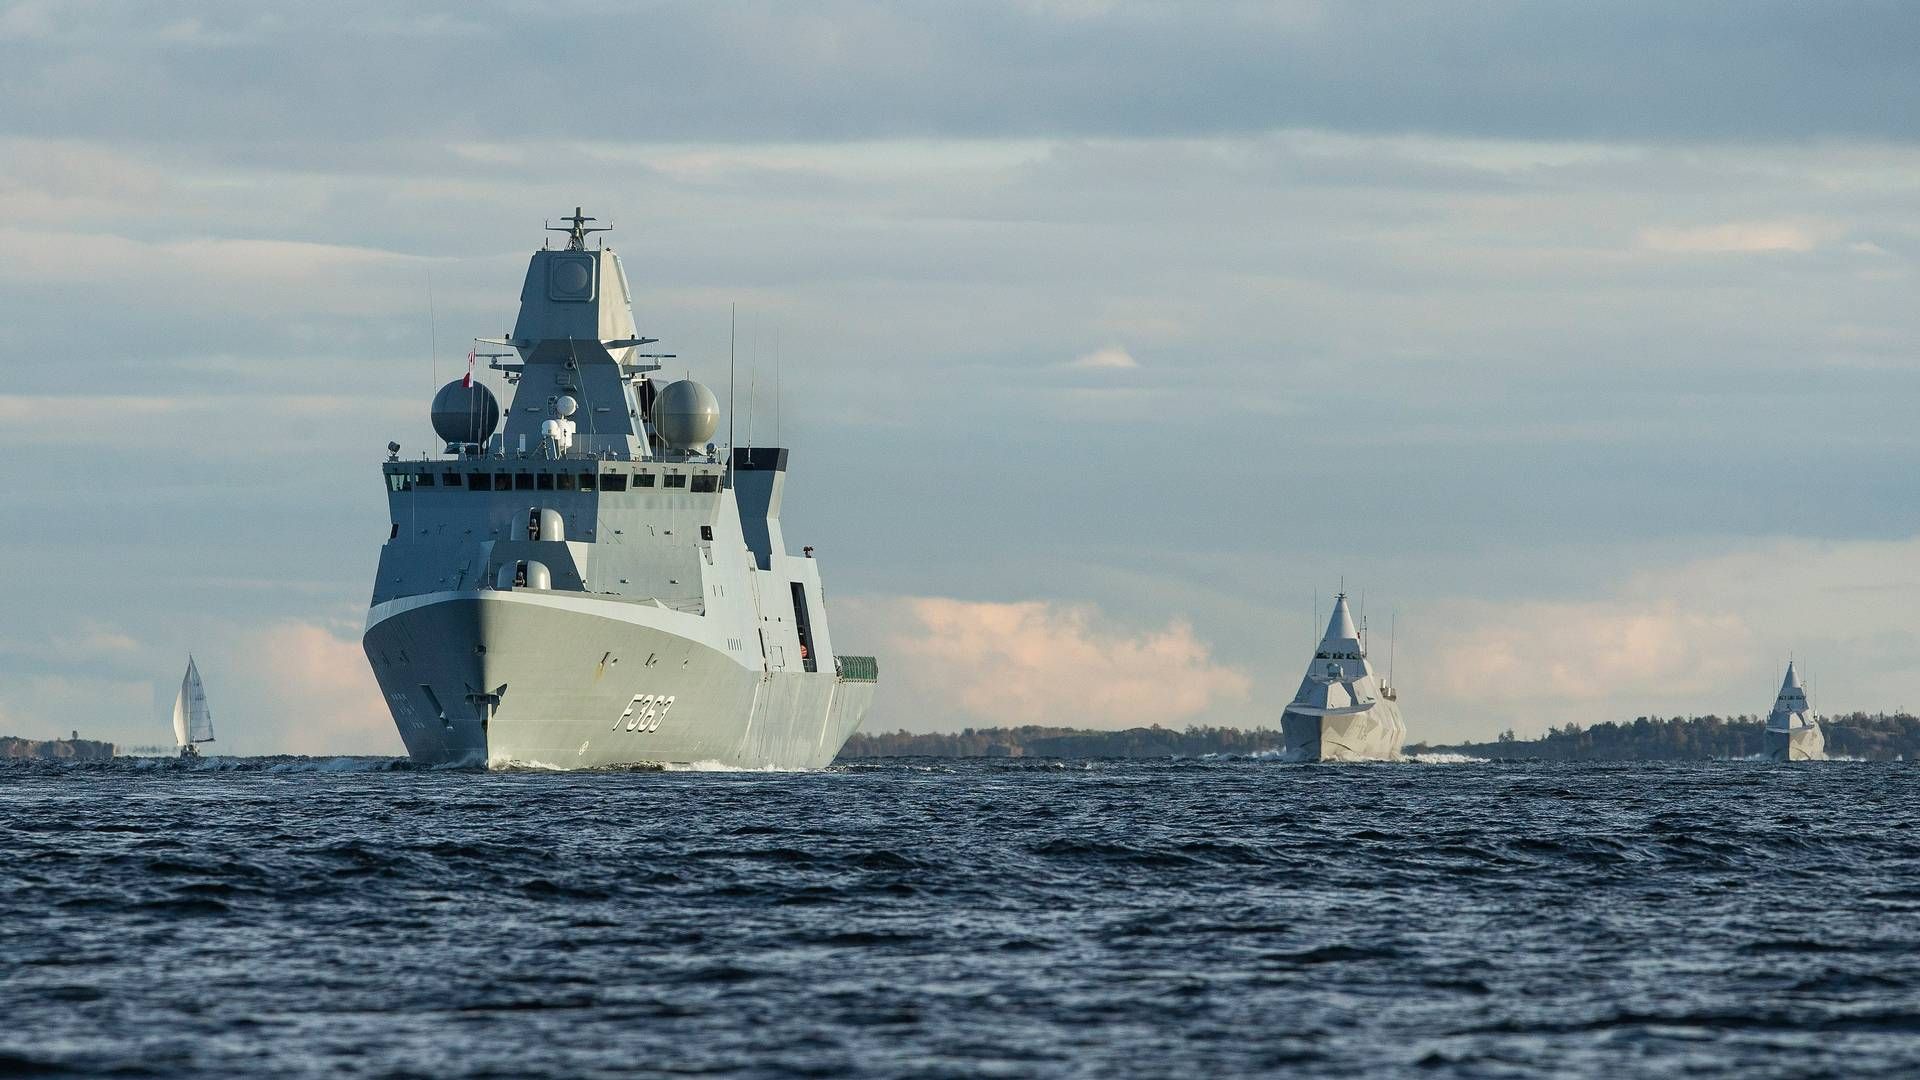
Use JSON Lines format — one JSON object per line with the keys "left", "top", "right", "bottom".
{"left": 171, "top": 676, "right": 190, "bottom": 747}
{"left": 177, "top": 657, "right": 215, "bottom": 745}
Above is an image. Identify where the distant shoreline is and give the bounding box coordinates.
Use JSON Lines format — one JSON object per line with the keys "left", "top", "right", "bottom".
{"left": 1, "top": 735, "right": 114, "bottom": 762}
{"left": 839, "top": 713, "right": 1920, "bottom": 762}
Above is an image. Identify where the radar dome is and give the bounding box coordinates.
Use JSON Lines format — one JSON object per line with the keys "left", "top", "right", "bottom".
{"left": 652, "top": 380, "right": 720, "bottom": 450}
{"left": 430, "top": 380, "right": 501, "bottom": 446}
{"left": 554, "top": 394, "right": 578, "bottom": 418}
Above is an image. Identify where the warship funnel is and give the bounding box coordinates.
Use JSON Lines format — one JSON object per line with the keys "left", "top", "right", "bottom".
{"left": 363, "top": 210, "right": 877, "bottom": 769}
{"left": 1764, "top": 661, "right": 1826, "bottom": 762}
{"left": 1280, "top": 593, "right": 1406, "bottom": 762}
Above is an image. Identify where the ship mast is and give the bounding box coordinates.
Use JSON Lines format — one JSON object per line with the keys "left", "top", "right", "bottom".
{"left": 547, "top": 206, "right": 610, "bottom": 251}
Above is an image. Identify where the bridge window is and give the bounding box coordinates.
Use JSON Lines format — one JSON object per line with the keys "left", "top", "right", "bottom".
{"left": 691, "top": 474, "right": 718, "bottom": 493}
{"left": 494, "top": 473, "right": 511, "bottom": 489}
{"left": 635, "top": 473, "right": 656, "bottom": 488}
{"left": 467, "top": 473, "right": 492, "bottom": 491}
{"left": 601, "top": 473, "right": 627, "bottom": 492}
{"left": 414, "top": 472, "right": 434, "bottom": 487}
{"left": 556, "top": 474, "right": 575, "bottom": 492}
{"left": 577, "top": 473, "right": 596, "bottom": 491}
{"left": 387, "top": 474, "right": 413, "bottom": 492}
{"left": 665, "top": 474, "right": 688, "bottom": 489}
{"left": 536, "top": 473, "right": 554, "bottom": 491}
{"left": 514, "top": 473, "right": 535, "bottom": 491}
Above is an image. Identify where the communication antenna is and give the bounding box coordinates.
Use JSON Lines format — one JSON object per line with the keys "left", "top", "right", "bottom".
{"left": 727, "top": 303, "right": 737, "bottom": 480}
{"left": 1390, "top": 610, "right": 1397, "bottom": 687}
{"left": 774, "top": 326, "right": 781, "bottom": 447}
{"left": 747, "top": 369, "right": 758, "bottom": 453}
{"left": 746, "top": 316, "right": 758, "bottom": 452}
{"left": 427, "top": 271, "right": 438, "bottom": 390}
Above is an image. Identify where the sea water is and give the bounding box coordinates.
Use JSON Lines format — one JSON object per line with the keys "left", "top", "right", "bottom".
{"left": 3, "top": 757, "right": 1916, "bottom": 1078}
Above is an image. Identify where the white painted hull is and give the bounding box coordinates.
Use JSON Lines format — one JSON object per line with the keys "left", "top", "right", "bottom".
{"left": 1280, "top": 701, "right": 1407, "bottom": 762}
{"left": 1765, "top": 724, "right": 1826, "bottom": 762}
{"left": 364, "top": 590, "right": 873, "bottom": 770}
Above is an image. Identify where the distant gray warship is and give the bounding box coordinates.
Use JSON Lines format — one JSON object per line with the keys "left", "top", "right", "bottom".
{"left": 364, "top": 210, "right": 877, "bottom": 769}
{"left": 1280, "top": 593, "right": 1406, "bottom": 762}
{"left": 1764, "top": 661, "right": 1826, "bottom": 762}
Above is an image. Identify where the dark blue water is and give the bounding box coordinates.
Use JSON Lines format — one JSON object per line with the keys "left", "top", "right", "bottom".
{"left": 3, "top": 757, "right": 1918, "bottom": 1079}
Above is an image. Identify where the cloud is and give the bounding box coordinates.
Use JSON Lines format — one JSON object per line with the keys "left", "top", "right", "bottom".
{"left": 3, "top": 4, "right": 1919, "bottom": 144}
{"left": 0, "top": 226, "right": 428, "bottom": 315}
{"left": 1410, "top": 534, "right": 1920, "bottom": 739}
{"left": 0, "top": 2, "right": 57, "bottom": 43}
{"left": 1068, "top": 345, "right": 1139, "bottom": 370}
{"left": 850, "top": 596, "right": 1251, "bottom": 731}
{"left": 0, "top": 671, "right": 151, "bottom": 744}
{"left": 52, "top": 623, "right": 142, "bottom": 656}
{"left": 1638, "top": 221, "right": 1820, "bottom": 254}
{"left": 236, "top": 620, "right": 398, "bottom": 755}
{"left": 1428, "top": 601, "right": 1753, "bottom": 705}
{"left": 3, "top": 4, "right": 1920, "bottom": 756}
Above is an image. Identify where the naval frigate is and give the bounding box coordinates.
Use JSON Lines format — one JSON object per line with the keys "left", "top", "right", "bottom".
{"left": 363, "top": 210, "right": 877, "bottom": 769}
{"left": 1280, "top": 593, "right": 1406, "bottom": 762}
{"left": 1764, "top": 661, "right": 1826, "bottom": 762}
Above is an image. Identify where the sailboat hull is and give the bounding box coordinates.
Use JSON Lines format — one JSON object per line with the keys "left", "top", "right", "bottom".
{"left": 365, "top": 591, "right": 874, "bottom": 770}
{"left": 1765, "top": 725, "right": 1826, "bottom": 762}
{"left": 1280, "top": 701, "right": 1406, "bottom": 762}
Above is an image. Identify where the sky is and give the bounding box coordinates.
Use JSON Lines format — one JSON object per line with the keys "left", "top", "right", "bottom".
{"left": 2, "top": 1, "right": 1918, "bottom": 753}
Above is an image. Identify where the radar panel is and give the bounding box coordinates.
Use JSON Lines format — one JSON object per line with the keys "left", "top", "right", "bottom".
{"left": 548, "top": 254, "right": 596, "bottom": 302}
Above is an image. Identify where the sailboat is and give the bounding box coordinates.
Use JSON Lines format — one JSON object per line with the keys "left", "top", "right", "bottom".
{"left": 172, "top": 656, "right": 216, "bottom": 759}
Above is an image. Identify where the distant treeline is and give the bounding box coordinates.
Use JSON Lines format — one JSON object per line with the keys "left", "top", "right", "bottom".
{"left": 840, "top": 725, "right": 1288, "bottom": 759}
{"left": 1428, "top": 712, "right": 1920, "bottom": 761}
{"left": 837, "top": 713, "right": 1920, "bottom": 761}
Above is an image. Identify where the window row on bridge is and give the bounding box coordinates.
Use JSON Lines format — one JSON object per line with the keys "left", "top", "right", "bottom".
{"left": 387, "top": 471, "right": 719, "bottom": 494}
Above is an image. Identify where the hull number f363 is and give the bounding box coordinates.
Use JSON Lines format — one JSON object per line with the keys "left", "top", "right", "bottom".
{"left": 616, "top": 694, "right": 674, "bottom": 733}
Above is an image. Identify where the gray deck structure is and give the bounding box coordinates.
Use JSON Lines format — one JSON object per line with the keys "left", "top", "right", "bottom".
{"left": 1280, "top": 593, "right": 1406, "bottom": 762}
{"left": 363, "top": 211, "right": 876, "bottom": 769}
{"left": 1764, "top": 661, "right": 1826, "bottom": 762}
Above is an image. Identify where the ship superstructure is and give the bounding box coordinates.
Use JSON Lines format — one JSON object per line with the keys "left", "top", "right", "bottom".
{"left": 363, "top": 211, "right": 877, "bottom": 768}
{"left": 1280, "top": 593, "right": 1406, "bottom": 762}
{"left": 1764, "top": 661, "right": 1826, "bottom": 762}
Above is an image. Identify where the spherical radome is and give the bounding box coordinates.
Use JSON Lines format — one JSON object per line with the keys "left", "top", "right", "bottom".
{"left": 652, "top": 380, "right": 720, "bottom": 450}
{"left": 555, "top": 394, "right": 578, "bottom": 418}
{"left": 430, "top": 380, "right": 501, "bottom": 445}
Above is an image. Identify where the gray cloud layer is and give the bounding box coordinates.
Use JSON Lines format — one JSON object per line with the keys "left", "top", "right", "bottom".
{"left": 2, "top": 2, "right": 1918, "bottom": 748}
{"left": 3, "top": 2, "right": 1917, "bottom": 145}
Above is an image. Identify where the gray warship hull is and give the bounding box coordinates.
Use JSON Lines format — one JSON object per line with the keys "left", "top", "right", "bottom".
{"left": 366, "top": 591, "right": 873, "bottom": 769}
{"left": 1280, "top": 702, "right": 1406, "bottom": 763}
{"left": 1764, "top": 725, "right": 1826, "bottom": 763}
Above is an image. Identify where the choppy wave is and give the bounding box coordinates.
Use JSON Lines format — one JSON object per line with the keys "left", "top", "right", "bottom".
{"left": 660, "top": 759, "right": 822, "bottom": 773}
{"left": 2, "top": 757, "right": 1915, "bottom": 1077}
